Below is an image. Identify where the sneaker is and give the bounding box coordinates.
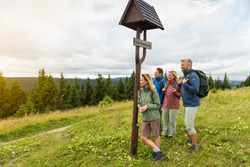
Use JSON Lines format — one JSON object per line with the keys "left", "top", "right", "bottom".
{"left": 149, "top": 152, "right": 157, "bottom": 160}
{"left": 189, "top": 145, "right": 199, "bottom": 155}
{"left": 181, "top": 139, "right": 192, "bottom": 147}
{"left": 168, "top": 136, "right": 173, "bottom": 139}
{"left": 152, "top": 151, "right": 166, "bottom": 162}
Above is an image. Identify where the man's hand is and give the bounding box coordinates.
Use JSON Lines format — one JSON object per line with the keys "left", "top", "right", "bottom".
{"left": 178, "top": 79, "right": 183, "bottom": 85}
{"left": 183, "top": 78, "right": 188, "bottom": 83}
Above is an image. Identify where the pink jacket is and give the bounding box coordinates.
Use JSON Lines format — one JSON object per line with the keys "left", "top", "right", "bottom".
{"left": 162, "top": 80, "right": 182, "bottom": 109}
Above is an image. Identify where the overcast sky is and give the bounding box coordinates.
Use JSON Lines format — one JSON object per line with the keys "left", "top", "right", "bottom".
{"left": 0, "top": 0, "right": 249, "bottom": 80}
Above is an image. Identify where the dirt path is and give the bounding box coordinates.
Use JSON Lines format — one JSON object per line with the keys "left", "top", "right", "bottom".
{"left": 2, "top": 125, "right": 71, "bottom": 145}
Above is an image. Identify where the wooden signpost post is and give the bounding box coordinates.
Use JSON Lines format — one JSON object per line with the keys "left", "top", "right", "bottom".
{"left": 119, "top": 0, "right": 164, "bottom": 157}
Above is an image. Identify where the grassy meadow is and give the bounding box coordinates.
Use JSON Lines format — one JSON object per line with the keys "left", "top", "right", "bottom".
{"left": 0, "top": 87, "right": 250, "bottom": 166}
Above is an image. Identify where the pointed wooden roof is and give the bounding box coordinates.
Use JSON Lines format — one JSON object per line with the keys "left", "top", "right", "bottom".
{"left": 119, "top": 0, "right": 164, "bottom": 31}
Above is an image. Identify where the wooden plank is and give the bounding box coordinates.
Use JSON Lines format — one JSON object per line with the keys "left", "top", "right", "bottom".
{"left": 133, "top": 38, "right": 152, "bottom": 50}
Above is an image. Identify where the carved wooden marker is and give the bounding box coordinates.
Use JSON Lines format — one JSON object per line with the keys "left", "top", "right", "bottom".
{"left": 119, "top": 0, "right": 164, "bottom": 157}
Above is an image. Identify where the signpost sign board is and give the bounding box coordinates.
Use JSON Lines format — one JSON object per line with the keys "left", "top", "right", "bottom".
{"left": 133, "top": 38, "right": 152, "bottom": 50}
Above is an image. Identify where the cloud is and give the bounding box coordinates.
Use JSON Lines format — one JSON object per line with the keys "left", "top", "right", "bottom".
{"left": 0, "top": 0, "right": 249, "bottom": 80}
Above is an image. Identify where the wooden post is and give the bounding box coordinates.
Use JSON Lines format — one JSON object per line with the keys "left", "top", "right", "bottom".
{"left": 119, "top": 0, "right": 164, "bottom": 157}
{"left": 130, "top": 25, "right": 147, "bottom": 156}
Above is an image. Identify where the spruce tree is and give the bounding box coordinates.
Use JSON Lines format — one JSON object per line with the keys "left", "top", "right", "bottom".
{"left": 127, "top": 71, "right": 135, "bottom": 100}
{"left": 112, "top": 84, "right": 119, "bottom": 101}
{"left": 57, "top": 72, "right": 68, "bottom": 110}
{"left": 105, "top": 75, "right": 113, "bottom": 98}
{"left": 79, "top": 83, "right": 86, "bottom": 105}
{"left": 63, "top": 82, "right": 72, "bottom": 109}
{"left": 214, "top": 77, "right": 222, "bottom": 90}
{"left": 163, "top": 72, "right": 168, "bottom": 81}
{"left": 117, "top": 78, "right": 125, "bottom": 101}
{"left": 85, "top": 77, "right": 93, "bottom": 105}
{"left": 0, "top": 72, "right": 10, "bottom": 118}
{"left": 69, "top": 78, "right": 81, "bottom": 108}
{"left": 208, "top": 73, "right": 214, "bottom": 90}
{"left": 31, "top": 69, "right": 57, "bottom": 113}
{"left": 9, "top": 80, "right": 28, "bottom": 116}
{"left": 221, "top": 73, "right": 230, "bottom": 90}
{"left": 91, "top": 74, "right": 105, "bottom": 105}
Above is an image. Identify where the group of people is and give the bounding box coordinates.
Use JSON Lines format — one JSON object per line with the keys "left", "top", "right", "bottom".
{"left": 138, "top": 58, "right": 200, "bottom": 162}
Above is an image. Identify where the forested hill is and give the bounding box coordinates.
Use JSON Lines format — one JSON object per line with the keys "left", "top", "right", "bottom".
{"left": 5, "top": 77, "right": 126, "bottom": 92}
{"left": 5, "top": 77, "right": 243, "bottom": 93}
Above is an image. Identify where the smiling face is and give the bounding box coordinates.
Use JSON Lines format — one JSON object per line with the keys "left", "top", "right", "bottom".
{"left": 154, "top": 69, "right": 161, "bottom": 78}
{"left": 140, "top": 76, "right": 148, "bottom": 87}
{"left": 181, "top": 61, "right": 190, "bottom": 72}
{"left": 168, "top": 72, "right": 176, "bottom": 81}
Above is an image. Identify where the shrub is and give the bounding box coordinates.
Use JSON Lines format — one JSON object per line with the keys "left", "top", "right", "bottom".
{"left": 99, "top": 95, "right": 114, "bottom": 107}
{"left": 15, "top": 99, "right": 36, "bottom": 117}
{"left": 211, "top": 87, "right": 217, "bottom": 94}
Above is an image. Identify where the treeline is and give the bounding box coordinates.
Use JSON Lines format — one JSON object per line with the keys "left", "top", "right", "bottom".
{"left": 207, "top": 72, "right": 249, "bottom": 90}
{"left": 0, "top": 69, "right": 135, "bottom": 119}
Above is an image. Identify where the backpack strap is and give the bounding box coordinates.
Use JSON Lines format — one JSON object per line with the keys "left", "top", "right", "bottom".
{"left": 172, "top": 82, "right": 179, "bottom": 101}
{"left": 164, "top": 82, "right": 169, "bottom": 100}
{"left": 150, "top": 90, "right": 154, "bottom": 104}
{"left": 160, "top": 79, "right": 164, "bottom": 89}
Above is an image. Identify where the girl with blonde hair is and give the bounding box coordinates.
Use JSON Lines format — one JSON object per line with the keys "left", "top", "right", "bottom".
{"left": 162, "top": 70, "right": 182, "bottom": 138}
{"left": 138, "top": 74, "right": 166, "bottom": 162}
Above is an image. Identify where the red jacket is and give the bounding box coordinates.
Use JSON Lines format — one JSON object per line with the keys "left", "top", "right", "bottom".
{"left": 162, "top": 80, "right": 181, "bottom": 109}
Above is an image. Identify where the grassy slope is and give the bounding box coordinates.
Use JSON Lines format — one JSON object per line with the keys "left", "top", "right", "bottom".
{"left": 0, "top": 88, "right": 250, "bottom": 166}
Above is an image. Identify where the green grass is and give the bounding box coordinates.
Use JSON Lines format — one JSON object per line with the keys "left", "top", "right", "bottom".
{"left": 0, "top": 88, "right": 250, "bottom": 166}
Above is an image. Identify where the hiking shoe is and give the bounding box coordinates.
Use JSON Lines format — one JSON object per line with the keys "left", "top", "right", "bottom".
{"left": 168, "top": 136, "right": 173, "bottom": 139}
{"left": 181, "top": 139, "right": 192, "bottom": 147}
{"left": 152, "top": 151, "right": 166, "bottom": 162}
{"left": 189, "top": 145, "right": 199, "bottom": 155}
{"left": 149, "top": 152, "right": 157, "bottom": 160}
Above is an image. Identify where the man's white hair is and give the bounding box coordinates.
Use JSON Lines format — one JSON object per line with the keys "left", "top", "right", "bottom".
{"left": 181, "top": 58, "right": 193, "bottom": 67}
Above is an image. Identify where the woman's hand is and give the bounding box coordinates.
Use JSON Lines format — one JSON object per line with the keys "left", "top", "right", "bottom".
{"left": 172, "top": 88, "right": 176, "bottom": 93}
{"left": 162, "top": 88, "right": 166, "bottom": 92}
{"left": 178, "top": 78, "right": 183, "bottom": 84}
{"left": 139, "top": 105, "right": 148, "bottom": 113}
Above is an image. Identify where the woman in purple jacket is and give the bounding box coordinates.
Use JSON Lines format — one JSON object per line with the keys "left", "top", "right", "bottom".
{"left": 161, "top": 71, "right": 182, "bottom": 138}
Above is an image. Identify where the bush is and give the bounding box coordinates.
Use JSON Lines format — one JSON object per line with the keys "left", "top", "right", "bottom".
{"left": 15, "top": 99, "right": 36, "bottom": 117}
{"left": 211, "top": 87, "right": 218, "bottom": 94}
{"left": 99, "top": 95, "right": 114, "bottom": 107}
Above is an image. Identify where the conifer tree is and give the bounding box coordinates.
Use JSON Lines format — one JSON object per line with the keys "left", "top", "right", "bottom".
{"left": 112, "top": 84, "right": 119, "bottom": 101}
{"left": 208, "top": 73, "right": 214, "bottom": 90}
{"left": 69, "top": 78, "right": 81, "bottom": 108}
{"left": 85, "top": 77, "right": 93, "bottom": 105}
{"left": 241, "top": 75, "right": 250, "bottom": 87}
{"left": 57, "top": 72, "right": 68, "bottom": 110}
{"left": 63, "top": 82, "right": 72, "bottom": 109}
{"left": 0, "top": 72, "right": 10, "bottom": 118}
{"left": 127, "top": 71, "right": 135, "bottom": 100}
{"left": 79, "top": 83, "right": 86, "bottom": 105}
{"left": 214, "top": 77, "right": 222, "bottom": 90}
{"left": 31, "top": 69, "right": 57, "bottom": 113}
{"left": 91, "top": 74, "right": 105, "bottom": 105}
{"left": 105, "top": 74, "right": 113, "bottom": 98}
{"left": 9, "top": 80, "right": 28, "bottom": 116}
{"left": 221, "top": 73, "right": 230, "bottom": 90}
{"left": 117, "top": 78, "right": 125, "bottom": 101}
{"left": 163, "top": 72, "right": 168, "bottom": 81}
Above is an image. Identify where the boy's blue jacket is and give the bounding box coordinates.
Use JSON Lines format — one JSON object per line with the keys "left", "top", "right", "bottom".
{"left": 178, "top": 68, "right": 200, "bottom": 107}
{"left": 153, "top": 76, "right": 167, "bottom": 105}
